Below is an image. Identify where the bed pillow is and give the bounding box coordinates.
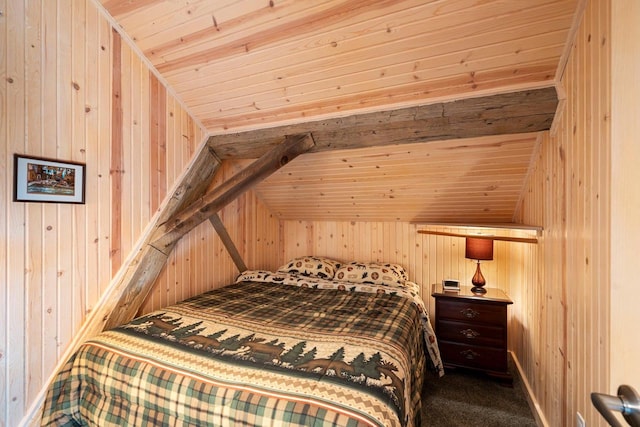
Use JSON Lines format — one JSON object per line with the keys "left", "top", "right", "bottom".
{"left": 335, "top": 261, "right": 408, "bottom": 286}
{"left": 277, "top": 256, "right": 342, "bottom": 280}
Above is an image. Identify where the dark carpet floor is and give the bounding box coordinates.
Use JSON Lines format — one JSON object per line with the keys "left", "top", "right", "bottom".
{"left": 421, "top": 358, "right": 537, "bottom": 427}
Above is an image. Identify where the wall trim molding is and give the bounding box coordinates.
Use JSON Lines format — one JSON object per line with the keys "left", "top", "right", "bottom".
{"left": 511, "top": 351, "right": 550, "bottom": 427}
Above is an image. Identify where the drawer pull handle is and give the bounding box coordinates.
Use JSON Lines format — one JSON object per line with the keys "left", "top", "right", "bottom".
{"left": 461, "top": 349, "right": 480, "bottom": 360}
{"left": 461, "top": 328, "right": 480, "bottom": 339}
{"left": 460, "top": 308, "right": 479, "bottom": 318}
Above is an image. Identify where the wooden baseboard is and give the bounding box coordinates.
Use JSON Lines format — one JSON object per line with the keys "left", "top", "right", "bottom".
{"left": 510, "top": 351, "right": 550, "bottom": 427}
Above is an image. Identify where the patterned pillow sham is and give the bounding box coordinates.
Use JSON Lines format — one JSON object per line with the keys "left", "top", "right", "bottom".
{"left": 277, "top": 256, "right": 342, "bottom": 280}
{"left": 335, "top": 261, "right": 408, "bottom": 286}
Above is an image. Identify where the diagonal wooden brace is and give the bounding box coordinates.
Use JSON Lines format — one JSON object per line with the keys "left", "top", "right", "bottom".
{"left": 151, "top": 133, "right": 315, "bottom": 254}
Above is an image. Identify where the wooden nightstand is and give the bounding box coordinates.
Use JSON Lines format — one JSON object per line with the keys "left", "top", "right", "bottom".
{"left": 432, "top": 284, "right": 513, "bottom": 384}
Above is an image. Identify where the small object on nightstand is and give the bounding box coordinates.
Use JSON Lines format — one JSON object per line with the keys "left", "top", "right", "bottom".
{"left": 432, "top": 284, "right": 513, "bottom": 384}
{"left": 442, "top": 279, "right": 460, "bottom": 291}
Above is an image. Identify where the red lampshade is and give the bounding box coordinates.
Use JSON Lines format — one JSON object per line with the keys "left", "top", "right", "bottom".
{"left": 465, "top": 237, "right": 494, "bottom": 261}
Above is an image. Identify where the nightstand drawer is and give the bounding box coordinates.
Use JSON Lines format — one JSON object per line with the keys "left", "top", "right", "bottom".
{"left": 436, "top": 299, "right": 505, "bottom": 325}
{"left": 439, "top": 341, "right": 508, "bottom": 372}
{"left": 436, "top": 319, "right": 505, "bottom": 347}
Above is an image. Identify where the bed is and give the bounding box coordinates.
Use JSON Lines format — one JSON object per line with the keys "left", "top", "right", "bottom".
{"left": 41, "top": 257, "right": 443, "bottom": 427}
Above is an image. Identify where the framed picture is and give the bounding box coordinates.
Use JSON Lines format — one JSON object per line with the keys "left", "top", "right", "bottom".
{"left": 13, "top": 154, "right": 86, "bottom": 204}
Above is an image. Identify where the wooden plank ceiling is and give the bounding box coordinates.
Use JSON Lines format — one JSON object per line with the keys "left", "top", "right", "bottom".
{"left": 101, "top": 0, "right": 580, "bottom": 224}
{"left": 256, "top": 133, "right": 541, "bottom": 223}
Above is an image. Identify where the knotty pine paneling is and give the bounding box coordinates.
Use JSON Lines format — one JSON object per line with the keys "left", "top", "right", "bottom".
{"left": 255, "top": 134, "right": 541, "bottom": 224}
{"left": 100, "top": 0, "right": 578, "bottom": 132}
{"left": 0, "top": 0, "right": 205, "bottom": 424}
{"left": 139, "top": 160, "right": 282, "bottom": 314}
{"left": 513, "top": 1, "right": 611, "bottom": 425}
{"left": 610, "top": 0, "right": 640, "bottom": 400}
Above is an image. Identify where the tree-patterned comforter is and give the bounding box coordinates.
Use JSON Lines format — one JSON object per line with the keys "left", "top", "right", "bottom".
{"left": 41, "top": 271, "right": 443, "bottom": 427}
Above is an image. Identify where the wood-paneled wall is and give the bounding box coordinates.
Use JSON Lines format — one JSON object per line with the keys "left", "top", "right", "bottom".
{"left": 281, "top": 221, "right": 531, "bottom": 317}
{"left": 514, "top": 0, "right": 611, "bottom": 425}
{"left": 0, "top": 0, "right": 205, "bottom": 425}
{"left": 610, "top": 0, "right": 640, "bottom": 406}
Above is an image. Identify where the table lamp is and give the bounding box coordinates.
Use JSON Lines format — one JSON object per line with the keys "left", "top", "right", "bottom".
{"left": 465, "top": 237, "right": 494, "bottom": 294}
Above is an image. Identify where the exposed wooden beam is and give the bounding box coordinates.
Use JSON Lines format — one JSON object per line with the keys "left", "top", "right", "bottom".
{"left": 207, "top": 87, "right": 558, "bottom": 159}
{"left": 417, "top": 229, "right": 538, "bottom": 244}
{"left": 209, "top": 213, "right": 247, "bottom": 273}
{"left": 151, "top": 133, "right": 315, "bottom": 253}
{"left": 156, "top": 145, "right": 222, "bottom": 225}
{"left": 101, "top": 145, "right": 222, "bottom": 329}
{"left": 103, "top": 244, "right": 174, "bottom": 330}
{"left": 106, "top": 134, "right": 313, "bottom": 330}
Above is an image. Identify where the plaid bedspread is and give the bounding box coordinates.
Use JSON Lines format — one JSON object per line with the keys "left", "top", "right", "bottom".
{"left": 41, "top": 273, "right": 442, "bottom": 426}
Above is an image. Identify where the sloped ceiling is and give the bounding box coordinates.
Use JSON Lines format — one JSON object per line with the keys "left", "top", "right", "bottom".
{"left": 257, "top": 133, "right": 542, "bottom": 223}
{"left": 101, "top": 0, "right": 580, "bottom": 224}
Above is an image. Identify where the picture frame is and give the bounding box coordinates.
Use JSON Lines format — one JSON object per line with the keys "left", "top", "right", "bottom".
{"left": 13, "top": 154, "right": 86, "bottom": 204}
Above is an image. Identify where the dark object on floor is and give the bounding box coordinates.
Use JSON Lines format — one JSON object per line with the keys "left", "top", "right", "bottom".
{"left": 421, "top": 357, "right": 537, "bottom": 427}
